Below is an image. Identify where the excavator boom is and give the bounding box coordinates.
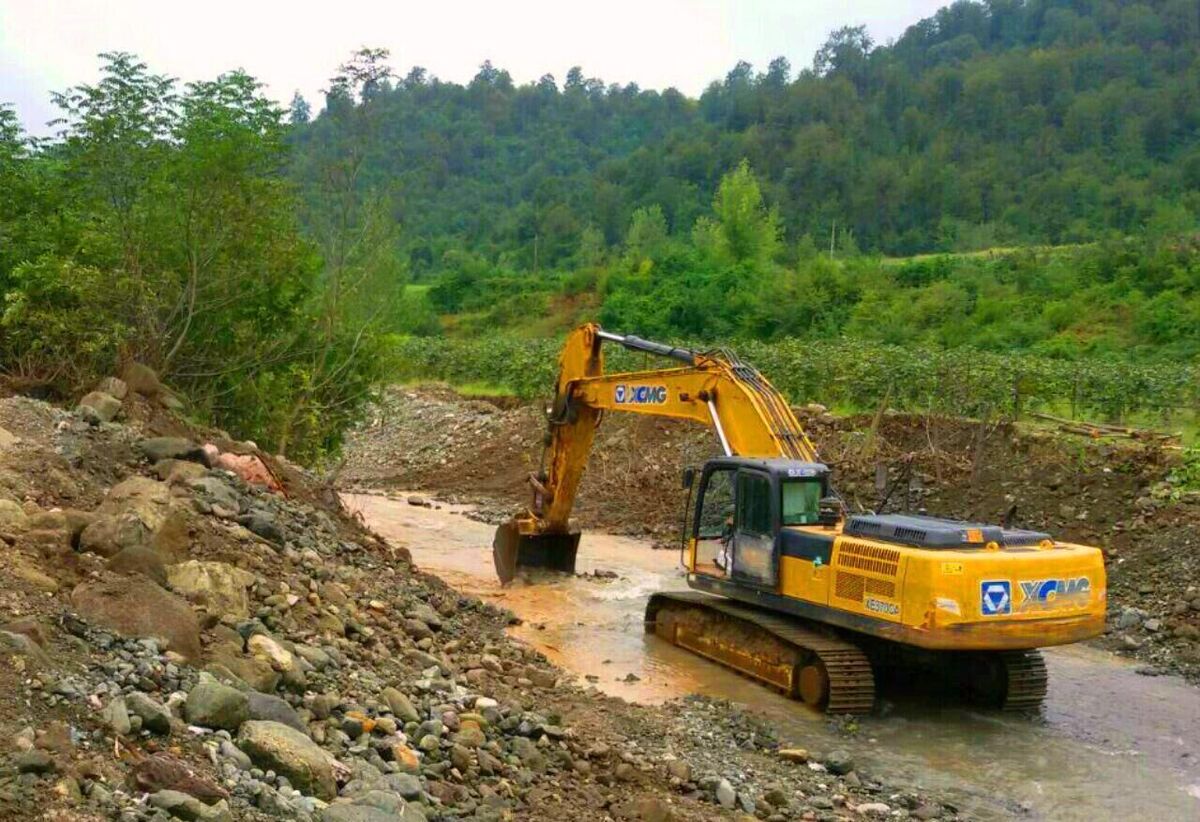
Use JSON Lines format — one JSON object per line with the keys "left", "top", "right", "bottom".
{"left": 493, "top": 323, "right": 818, "bottom": 582}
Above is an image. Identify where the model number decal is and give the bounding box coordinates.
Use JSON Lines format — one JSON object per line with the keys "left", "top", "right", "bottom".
{"left": 865, "top": 597, "right": 899, "bottom": 616}
{"left": 614, "top": 385, "right": 667, "bottom": 405}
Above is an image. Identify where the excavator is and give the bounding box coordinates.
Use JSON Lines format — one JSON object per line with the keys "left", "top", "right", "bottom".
{"left": 493, "top": 324, "right": 1106, "bottom": 713}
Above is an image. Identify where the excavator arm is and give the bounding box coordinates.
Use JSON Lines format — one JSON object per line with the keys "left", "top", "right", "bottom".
{"left": 493, "top": 323, "right": 819, "bottom": 582}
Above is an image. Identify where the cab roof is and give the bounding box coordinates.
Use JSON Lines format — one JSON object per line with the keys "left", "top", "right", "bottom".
{"left": 705, "top": 457, "right": 830, "bottom": 479}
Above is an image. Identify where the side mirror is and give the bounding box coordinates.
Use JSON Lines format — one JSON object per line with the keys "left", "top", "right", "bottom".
{"left": 682, "top": 467, "right": 695, "bottom": 489}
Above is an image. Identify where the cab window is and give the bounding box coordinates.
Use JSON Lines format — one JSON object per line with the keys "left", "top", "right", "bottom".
{"left": 782, "top": 479, "right": 822, "bottom": 526}
{"left": 736, "top": 472, "right": 771, "bottom": 536}
{"left": 697, "top": 468, "right": 735, "bottom": 539}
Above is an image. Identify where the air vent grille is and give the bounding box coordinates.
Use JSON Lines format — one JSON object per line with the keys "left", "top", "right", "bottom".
{"left": 836, "top": 539, "right": 900, "bottom": 576}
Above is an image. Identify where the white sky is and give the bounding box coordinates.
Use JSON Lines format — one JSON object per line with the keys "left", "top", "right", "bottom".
{"left": 1, "top": 0, "right": 947, "bottom": 136}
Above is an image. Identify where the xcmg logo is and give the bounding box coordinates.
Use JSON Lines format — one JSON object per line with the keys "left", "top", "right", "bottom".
{"left": 1017, "top": 577, "right": 1090, "bottom": 612}
{"left": 614, "top": 385, "right": 668, "bottom": 405}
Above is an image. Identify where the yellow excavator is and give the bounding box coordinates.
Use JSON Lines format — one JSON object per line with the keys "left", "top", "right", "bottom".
{"left": 494, "top": 324, "right": 1106, "bottom": 713}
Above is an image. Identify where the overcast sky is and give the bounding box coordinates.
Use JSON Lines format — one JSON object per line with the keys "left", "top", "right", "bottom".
{"left": 1, "top": 0, "right": 947, "bottom": 136}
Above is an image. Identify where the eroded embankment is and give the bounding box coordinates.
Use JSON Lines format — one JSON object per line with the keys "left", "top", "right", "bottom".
{"left": 340, "top": 385, "right": 1200, "bottom": 684}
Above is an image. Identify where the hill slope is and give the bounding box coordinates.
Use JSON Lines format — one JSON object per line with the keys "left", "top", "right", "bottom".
{"left": 291, "top": 0, "right": 1200, "bottom": 269}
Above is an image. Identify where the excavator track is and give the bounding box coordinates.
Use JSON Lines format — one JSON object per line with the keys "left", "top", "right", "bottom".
{"left": 996, "top": 649, "right": 1048, "bottom": 712}
{"left": 645, "top": 592, "right": 875, "bottom": 715}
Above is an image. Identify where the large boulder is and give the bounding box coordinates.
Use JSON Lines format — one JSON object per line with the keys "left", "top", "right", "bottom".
{"left": 126, "top": 692, "right": 173, "bottom": 735}
{"left": 78, "top": 513, "right": 150, "bottom": 559}
{"left": 107, "top": 545, "right": 168, "bottom": 585}
{"left": 72, "top": 576, "right": 202, "bottom": 661}
{"left": 98, "top": 476, "right": 173, "bottom": 530}
{"left": 185, "top": 674, "right": 250, "bottom": 731}
{"left": 237, "top": 721, "right": 337, "bottom": 800}
{"left": 167, "top": 561, "right": 255, "bottom": 618}
{"left": 96, "top": 376, "right": 129, "bottom": 400}
{"left": 207, "top": 652, "right": 280, "bottom": 694}
{"left": 138, "top": 437, "right": 207, "bottom": 465}
{"left": 76, "top": 391, "right": 122, "bottom": 422}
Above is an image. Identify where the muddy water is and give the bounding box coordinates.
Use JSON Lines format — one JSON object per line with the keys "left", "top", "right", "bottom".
{"left": 344, "top": 493, "right": 1200, "bottom": 821}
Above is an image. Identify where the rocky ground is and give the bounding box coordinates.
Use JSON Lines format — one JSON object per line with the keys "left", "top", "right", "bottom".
{"left": 0, "top": 373, "right": 964, "bottom": 821}
{"left": 340, "top": 385, "right": 1200, "bottom": 685}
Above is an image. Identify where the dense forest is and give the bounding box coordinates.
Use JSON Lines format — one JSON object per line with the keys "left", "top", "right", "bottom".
{"left": 291, "top": 0, "right": 1200, "bottom": 265}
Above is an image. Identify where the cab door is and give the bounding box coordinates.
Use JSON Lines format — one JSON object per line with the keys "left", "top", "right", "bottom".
{"left": 731, "top": 469, "right": 778, "bottom": 589}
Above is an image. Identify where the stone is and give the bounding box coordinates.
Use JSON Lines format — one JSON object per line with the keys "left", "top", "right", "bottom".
{"left": 763, "top": 786, "right": 788, "bottom": 807}
{"left": 1116, "top": 608, "right": 1144, "bottom": 630}
{"left": 133, "top": 754, "right": 229, "bottom": 803}
{"left": 98, "top": 476, "right": 173, "bottom": 530}
{"left": 237, "top": 720, "right": 337, "bottom": 800}
{"left": 635, "top": 795, "right": 675, "bottom": 822}
{"left": 0, "top": 426, "right": 19, "bottom": 448}
{"left": 510, "top": 736, "right": 545, "bottom": 772}
{"left": 0, "top": 498, "right": 29, "bottom": 531}
{"left": 209, "top": 650, "right": 280, "bottom": 693}
{"left": 9, "top": 555, "right": 59, "bottom": 593}
{"left": 187, "top": 476, "right": 240, "bottom": 515}
{"left": 665, "top": 759, "right": 691, "bottom": 782}
{"left": 778, "top": 748, "right": 809, "bottom": 763}
{"left": 386, "top": 772, "right": 422, "bottom": 800}
{"left": 453, "top": 724, "right": 486, "bottom": 748}
{"left": 0, "top": 629, "right": 51, "bottom": 670}
{"left": 122, "top": 361, "right": 164, "bottom": 397}
{"left": 147, "top": 789, "right": 231, "bottom": 821}
{"left": 126, "top": 692, "right": 173, "bottom": 735}
{"left": 77, "top": 391, "right": 122, "bottom": 422}
{"left": 100, "top": 697, "right": 132, "bottom": 735}
{"left": 824, "top": 750, "right": 854, "bottom": 776}
{"left": 138, "top": 437, "right": 207, "bottom": 464}
{"left": 167, "top": 561, "right": 255, "bottom": 618}
{"left": 218, "top": 740, "right": 252, "bottom": 770}
{"left": 856, "top": 802, "right": 891, "bottom": 816}
{"left": 715, "top": 779, "right": 736, "bottom": 809}
{"left": 238, "top": 511, "right": 284, "bottom": 544}
{"left": 156, "top": 459, "right": 208, "bottom": 485}
{"left": 96, "top": 376, "right": 129, "bottom": 399}
{"left": 78, "top": 513, "right": 151, "bottom": 558}
{"left": 381, "top": 687, "right": 420, "bottom": 722}
{"left": 248, "top": 633, "right": 294, "bottom": 672}
{"left": 185, "top": 674, "right": 250, "bottom": 730}
{"left": 72, "top": 576, "right": 202, "bottom": 661}
{"left": 320, "top": 807, "right": 399, "bottom": 822}
{"left": 107, "top": 545, "right": 168, "bottom": 585}
{"left": 15, "top": 749, "right": 56, "bottom": 774}
{"left": 246, "top": 691, "right": 306, "bottom": 733}
{"left": 1144, "top": 618, "right": 1162, "bottom": 633}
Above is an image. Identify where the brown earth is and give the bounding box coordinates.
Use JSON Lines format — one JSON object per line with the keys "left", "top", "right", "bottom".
{"left": 340, "top": 385, "right": 1200, "bottom": 683}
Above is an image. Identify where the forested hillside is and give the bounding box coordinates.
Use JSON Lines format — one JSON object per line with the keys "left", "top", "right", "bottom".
{"left": 291, "top": 0, "right": 1200, "bottom": 267}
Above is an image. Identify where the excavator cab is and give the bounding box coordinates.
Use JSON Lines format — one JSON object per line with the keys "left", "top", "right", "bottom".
{"left": 687, "top": 458, "right": 832, "bottom": 589}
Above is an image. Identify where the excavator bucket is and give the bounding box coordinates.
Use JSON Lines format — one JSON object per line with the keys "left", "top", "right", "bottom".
{"left": 492, "top": 520, "right": 580, "bottom": 584}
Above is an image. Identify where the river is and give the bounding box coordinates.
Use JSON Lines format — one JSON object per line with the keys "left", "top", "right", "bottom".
{"left": 343, "top": 492, "right": 1200, "bottom": 821}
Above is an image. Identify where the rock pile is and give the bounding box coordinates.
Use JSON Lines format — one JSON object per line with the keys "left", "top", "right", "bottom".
{"left": 0, "top": 373, "right": 963, "bottom": 820}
